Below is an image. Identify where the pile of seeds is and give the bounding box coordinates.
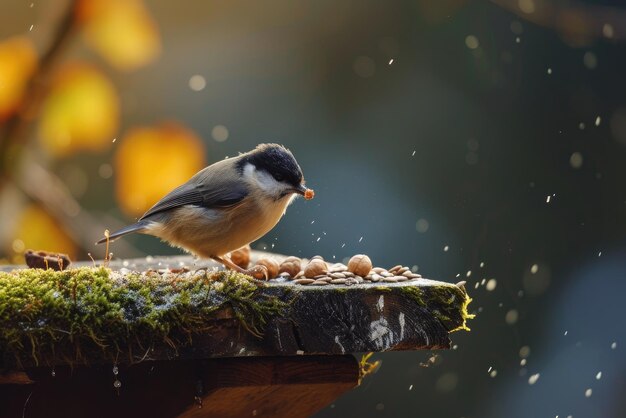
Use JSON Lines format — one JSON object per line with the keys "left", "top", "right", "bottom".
{"left": 237, "top": 250, "right": 422, "bottom": 286}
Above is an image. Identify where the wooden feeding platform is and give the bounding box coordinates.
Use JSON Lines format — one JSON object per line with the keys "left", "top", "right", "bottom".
{"left": 0, "top": 251, "right": 473, "bottom": 418}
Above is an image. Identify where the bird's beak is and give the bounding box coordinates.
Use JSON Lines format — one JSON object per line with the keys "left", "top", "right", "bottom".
{"left": 293, "top": 184, "right": 308, "bottom": 196}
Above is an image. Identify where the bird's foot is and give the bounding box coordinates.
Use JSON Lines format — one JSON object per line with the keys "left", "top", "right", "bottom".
{"left": 211, "top": 255, "right": 268, "bottom": 285}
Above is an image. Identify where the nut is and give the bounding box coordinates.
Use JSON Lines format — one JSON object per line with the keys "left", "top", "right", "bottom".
{"left": 304, "top": 188, "right": 315, "bottom": 200}
{"left": 347, "top": 254, "right": 372, "bottom": 277}
{"left": 303, "top": 259, "right": 328, "bottom": 278}
{"left": 255, "top": 257, "right": 279, "bottom": 279}
{"left": 279, "top": 256, "right": 301, "bottom": 277}
{"left": 230, "top": 245, "right": 250, "bottom": 269}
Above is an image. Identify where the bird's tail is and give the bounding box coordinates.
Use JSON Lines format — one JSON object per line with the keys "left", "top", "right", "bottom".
{"left": 95, "top": 220, "right": 150, "bottom": 245}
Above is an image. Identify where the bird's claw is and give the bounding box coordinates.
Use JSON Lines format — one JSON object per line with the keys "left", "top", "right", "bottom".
{"left": 247, "top": 265, "right": 269, "bottom": 281}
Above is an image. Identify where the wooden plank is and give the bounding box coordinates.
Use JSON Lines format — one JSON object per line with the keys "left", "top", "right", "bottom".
{"left": 0, "top": 356, "right": 358, "bottom": 418}
{"left": 0, "top": 254, "right": 471, "bottom": 370}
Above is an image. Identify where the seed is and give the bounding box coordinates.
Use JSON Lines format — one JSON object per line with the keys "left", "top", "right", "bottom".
{"left": 372, "top": 267, "right": 385, "bottom": 273}
{"left": 402, "top": 271, "right": 414, "bottom": 278}
{"left": 293, "top": 271, "right": 304, "bottom": 279}
{"left": 304, "top": 259, "right": 328, "bottom": 278}
{"left": 343, "top": 271, "right": 355, "bottom": 277}
{"left": 331, "top": 278, "right": 347, "bottom": 284}
{"left": 255, "top": 258, "right": 280, "bottom": 279}
{"left": 394, "top": 276, "right": 408, "bottom": 282}
{"left": 348, "top": 254, "right": 373, "bottom": 276}
{"left": 383, "top": 277, "right": 399, "bottom": 283}
{"left": 381, "top": 272, "right": 394, "bottom": 278}
{"left": 330, "top": 263, "right": 348, "bottom": 272}
{"left": 230, "top": 245, "right": 251, "bottom": 269}
{"left": 279, "top": 256, "right": 301, "bottom": 277}
{"left": 389, "top": 265, "right": 402, "bottom": 273}
{"left": 294, "top": 278, "right": 314, "bottom": 285}
{"left": 311, "top": 280, "right": 329, "bottom": 286}
{"left": 397, "top": 267, "right": 409, "bottom": 274}
{"left": 330, "top": 273, "right": 346, "bottom": 279}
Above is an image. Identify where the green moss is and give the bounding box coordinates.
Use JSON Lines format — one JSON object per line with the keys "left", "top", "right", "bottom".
{"left": 400, "top": 284, "right": 474, "bottom": 332}
{"left": 0, "top": 267, "right": 288, "bottom": 369}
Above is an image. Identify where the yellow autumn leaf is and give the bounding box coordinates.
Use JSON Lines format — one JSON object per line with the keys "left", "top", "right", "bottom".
{"left": 0, "top": 36, "right": 37, "bottom": 120}
{"left": 115, "top": 122, "right": 206, "bottom": 216}
{"left": 77, "top": 0, "right": 161, "bottom": 71}
{"left": 11, "top": 204, "right": 76, "bottom": 261}
{"left": 38, "top": 63, "right": 119, "bottom": 157}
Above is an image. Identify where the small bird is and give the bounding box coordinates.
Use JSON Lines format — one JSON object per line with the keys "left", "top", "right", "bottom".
{"left": 97, "top": 143, "right": 314, "bottom": 279}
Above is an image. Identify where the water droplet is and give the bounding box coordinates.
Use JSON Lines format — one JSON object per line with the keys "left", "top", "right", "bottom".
{"left": 51, "top": 369, "right": 56, "bottom": 377}
{"left": 465, "top": 35, "right": 479, "bottom": 50}
{"left": 113, "top": 365, "right": 119, "bottom": 375}
{"left": 585, "top": 388, "right": 592, "bottom": 398}
{"left": 530, "top": 264, "right": 539, "bottom": 274}
{"left": 486, "top": 279, "right": 497, "bottom": 291}
{"left": 528, "top": 373, "right": 540, "bottom": 385}
{"left": 596, "top": 371, "right": 602, "bottom": 380}
{"left": 443, "top": 245, "right": 449, "bottom": 252}
{"left": 595, "top": 116, "right": 602, "bottom": 126}
{"left": 113, "top": 379, "right": 122, "bottom": 388}
{"left": 388, "top": 58, "right": 394, "bottom": 65}
{"left": 547, "top": 68, "right": 552, "bottom": 75}
{"left": 611, "top": 341, "right": 617, "bottom": 349}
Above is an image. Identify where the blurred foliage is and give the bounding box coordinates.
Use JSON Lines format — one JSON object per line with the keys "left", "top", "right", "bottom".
{"left": 0, "top": 0, "right": 202, "bottom": 263}
{"left": 115, "top": 123, "right": 206, "bottom": 216}
{"left": 77, "top": 0, "right": 161, "bottom": 71}
{"left": 13, "top": 204, "right": 76, "bottom": 262}
{"left": 0, "top": 36, "right": 37, "bottom": 120}
{"left": 38, "top": 63, "right": 119, "bottom": 157}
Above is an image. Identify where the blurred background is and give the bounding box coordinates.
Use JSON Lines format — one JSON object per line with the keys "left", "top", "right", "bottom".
{"left": 1, "top": 0, "right": 626, "bottom": 417}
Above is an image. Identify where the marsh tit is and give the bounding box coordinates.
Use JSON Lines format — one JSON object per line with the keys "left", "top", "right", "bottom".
{"left": 97, "top": 143, "right": 314, "bottom": 279}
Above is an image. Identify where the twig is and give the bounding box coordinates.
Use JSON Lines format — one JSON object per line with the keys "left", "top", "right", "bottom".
{"left": 0, "top": 0, "right": 79, "bottom": 172}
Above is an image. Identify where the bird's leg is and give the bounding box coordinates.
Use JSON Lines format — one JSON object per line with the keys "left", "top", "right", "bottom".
{"left": 211, "top": 255, "right": 268, "bottom": 282}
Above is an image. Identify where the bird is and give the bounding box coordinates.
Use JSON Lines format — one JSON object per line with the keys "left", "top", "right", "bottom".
{"left": 96, "top": 143, "right": 314, "bottom": 279}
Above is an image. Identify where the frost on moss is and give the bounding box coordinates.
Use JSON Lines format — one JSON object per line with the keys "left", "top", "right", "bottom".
{"left": 401, "top": 284, "right": 474, "bottom": 332}
{"left": 0, "top": 267, "right": 288, "bottom": 370}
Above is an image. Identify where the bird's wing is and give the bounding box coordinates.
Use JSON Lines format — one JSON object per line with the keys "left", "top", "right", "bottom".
{"left": 139, "top": 179, "right": 248, "bottom": 220}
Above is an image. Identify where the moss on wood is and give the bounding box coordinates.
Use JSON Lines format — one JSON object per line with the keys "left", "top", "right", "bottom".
{"left": 0, "top": 267, "right": 287, "bottom": 370}
{"left": 400, "top": 284, "right": 474, "bottom": 332}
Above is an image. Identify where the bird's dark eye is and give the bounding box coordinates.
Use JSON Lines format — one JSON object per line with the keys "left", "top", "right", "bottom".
{"left": 274, "top": 173, "right": 284, "bottom": 182}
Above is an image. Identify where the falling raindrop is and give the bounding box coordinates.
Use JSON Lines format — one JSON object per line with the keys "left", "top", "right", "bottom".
{"left": 113, "top": 365, "right": 119, "bottom": 375}
{"left": 528, "top": 373, "right": 540, "bottom": 385}
{"left": 113, "top": 379, "right": 122, "bottom": 388}
{"left": 596, "top": 371, "right": 602, "bottom": 380}
{"left": 51, "top": 368, "right": 56, "bottom": 377}
{"left": 585, "top": 388, "right": 592, "bottom": 398}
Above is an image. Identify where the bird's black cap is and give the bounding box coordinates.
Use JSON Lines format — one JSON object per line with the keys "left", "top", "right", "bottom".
{"left": 240, "top": 143, "right": 304, "bottom": 187}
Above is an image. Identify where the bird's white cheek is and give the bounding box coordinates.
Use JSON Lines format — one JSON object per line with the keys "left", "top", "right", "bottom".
{"left": 243, "top": 163, "right": 286, "bottom": 197}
